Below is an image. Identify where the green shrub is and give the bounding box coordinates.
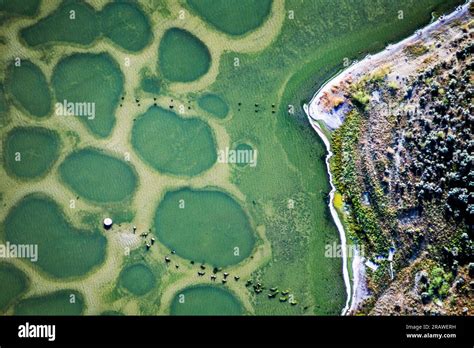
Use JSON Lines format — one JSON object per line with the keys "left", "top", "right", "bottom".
{"left": 428, "top": 267, "right": 453, "bottom": 299}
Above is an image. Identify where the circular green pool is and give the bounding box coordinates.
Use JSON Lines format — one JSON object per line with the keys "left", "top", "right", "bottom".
{"left": 3, "top": 127, "right": 60, "bottom": 179}
{"left": 154, "top": 188, "right": 255, "bottom": 266}
{"left": 59, "top": 148, "right": 137, "bottom": 203}
{"left": 132, "top": 106, "right": 216, "bottom": 176}
{"left": 171, "top": 285, "right": 243, "bottom": 315}
{"left": 159, "top": 28, "right": 211, "bottom": 82}
{"left": 119, "top": 264, "right": 155, "bottom": 296}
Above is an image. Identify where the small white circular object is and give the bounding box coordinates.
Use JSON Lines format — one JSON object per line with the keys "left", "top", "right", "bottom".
{"left": 103, "top": 218, "right": 113, "bottom": 229}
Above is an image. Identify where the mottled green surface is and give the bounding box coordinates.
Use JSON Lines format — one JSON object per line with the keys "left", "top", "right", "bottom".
{"left": 101, "top": 310, "right": 124, "bottom": 316}
{"left": 20, "top": 1, "right": 99, "bottom": 46}
{"left": 198, "top": 93, "right": 229, "bottom": 119}
{"left": 59, "top": 148, "right": 137, "bottom": 203}
{"left": 5, "top": 60, "right": 51, "bottom": 117}
{"left": 159, "top": 28, "right": 211, "bottom": 82}
{"left": 0, "top": 263, "right": 28, "bottom": 313}
{"left": 119, "top": 264, "right": 155, "bottom": 296}
{"left": 233, "top": 143, "right": 254, "bottom": 168}
{"left": 14, "top": 290, "right": 84, "bottom": 315}
{"left": 0, "top": 84, "right": 8, "bottom": 126}
{"left": 140, "top": 75, "right": 161, "bottom": 94}
{"left": 100, "top": 2, "right": 152, "bottom": 52}
{"left": 52, "top": 53, "right": 124, "bottom": 138}
{"left": 171, "top": 285, "right": 243, "bottom": 315}
{"left": 154, "top": 188, "right": 255, "bottom": 266}
{"left": 4, "top": 194, "right": 106, "bottom": 278}
{"left": 0, "top": 0, "right": 40, "bottom": 16}
{"left": 20, "top": 1, "right": 152, "bottom": 51}
{"left": 187, "top": 0, "right": 272, "bottom": 36}
{"left": 4, "top": 127, "right": 60, "bottom": 179}
{"left": 132, "top": 106, "right": 216, "bottom": 176}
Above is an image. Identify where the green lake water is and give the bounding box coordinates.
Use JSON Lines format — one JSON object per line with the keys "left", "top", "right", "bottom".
{"left": 131, "top": 106, "right": 216, "bottom": 176}
{"left": 3, "top": 127, "right": 60, "bottom": 179}
{"left": 20, "top": 1, "right": 99, "bottom": 46}
{"left": 140, "top": 74, "right": 161, "bottom": 94}
{"left": 100, "top": 2, "right": 152, "bottom": 52}
{"left": 0, "top": 263, "right": 28, "bottom": 312}
{"left": 197, "top": 93, "right": 229, "bottom": 119}
{"left": 3, "top": 194, "right": 106, "bottom": 278}
{"left": 59, "top": 148, "right": 137, "bottom": 203}
{"left": 20, "top": 1, "right": 152, "bottom": 51}
{"left": 187, "top": 0, "right": 272, "bottom": 36}
{"left": 14, "top": 290, "right": 84, "bottom": 315}
{"left": 170, "top": 285, "right": 243, "bottom": 315}
{"left": 52, "top": 53, "right": 124, "bottom": 138}
{"left": 154, "top": 188, "right": 255, "bottom": 266}
{"left": 0, "top": 84, "right": 7, "bottom": 125}
{"left": 5, "top": 60, "right": 51, "bottom": 117}
{"left": 0, "top": 0, "right": 40, "bottom": 16}
{"left": 159, "top": 28, "right": 211, "bottom": 82}
{"left": 118, "top": 264, "right": 155, "bottom": 296}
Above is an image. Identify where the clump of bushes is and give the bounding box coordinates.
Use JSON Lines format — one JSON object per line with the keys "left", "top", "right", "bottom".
{"left": 428, "top": 267, "right": 453, "bottom": 299}
{"left": 405, "top": 43, "right": 429, "bottom": 57}
{"left": 351, "top": 90, "right": 371, "bottom": 108}
{"left": 331, "top": 111, "right": 389, "bottom": 253}
{"left": 401, "top": 41, "right": 473, "bottom": 227}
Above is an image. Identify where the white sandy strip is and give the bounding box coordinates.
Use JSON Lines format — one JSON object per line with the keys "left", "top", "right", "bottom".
{"left": 349, "top": 248, "right": 366, "bottom": 313}
{"left": 303, "top": 104, "right": 352, "bottom": 315}
{"left": 304, "top": 1, "right": 471, "bottom": 315}
{"left": 307, "top": 1, "right": 470, "bottom": 129}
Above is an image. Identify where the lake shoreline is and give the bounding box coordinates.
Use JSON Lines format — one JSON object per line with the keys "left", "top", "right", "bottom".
{"left": 302, "top": 106, "right": 353, "bottom": 315}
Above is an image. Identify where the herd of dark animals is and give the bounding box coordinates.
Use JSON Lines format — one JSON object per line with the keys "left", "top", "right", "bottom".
{"left": 118, "top": 96, "right": 279, "bottom": 114}
{"left": 118, "top": 223, "right": 300, "bottom": 306}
